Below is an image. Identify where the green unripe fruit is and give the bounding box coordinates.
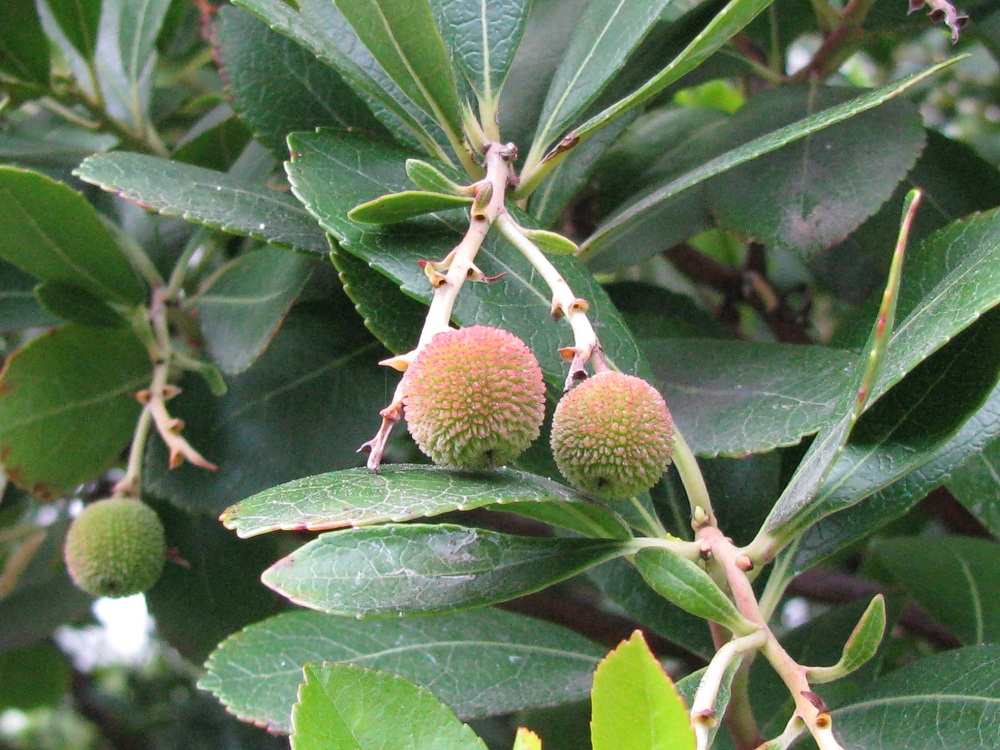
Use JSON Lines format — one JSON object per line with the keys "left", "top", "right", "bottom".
{"left": 551, "top": 372, "right": 675, "bottom": 500}
{"left": 64, "top": 498, "right": 166, "bottom": 598}
{"left": 403, "top": 326, "right": 546, "bottom": 470}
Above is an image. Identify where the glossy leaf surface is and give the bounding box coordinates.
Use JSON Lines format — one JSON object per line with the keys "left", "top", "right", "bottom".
{"left": 75, "top": 153, "right": 329, "bottom": 254}
{"left": 332, "top": 246, "right": 425, "bottom": 354}
{"left": 790, "top": 379, "right": 1000, "bottom": 572}
{"left": 761, "top": 196, "right": 911, "bottom": 544}
{"left": 796, "top": 312, "right": 1000, "bottom": 538}
{"left": 533, "top": 0, "right": 772, "bottom": 168}
{"left": 262, "top": 523, "right": 631, "bottom": 616}
{"left": 709, "top": 89, "right": 924, "bottom": 258}
{"left": 236, "top": 0, "right": 448, "bottom": 157}
{"left": 588, "top": 560, "right": 715, "bottom": 660}
{"left": 530, "top": 0, "right": 674, "bottom": 157}
{"left": 222, "top": 464, "right": 616, "bottom": 538}
{"left": 200, "top": 608, "right": 606, "bottom": 733}
{"left": 948, "top": 436, "right": 1000, "bottom": 537}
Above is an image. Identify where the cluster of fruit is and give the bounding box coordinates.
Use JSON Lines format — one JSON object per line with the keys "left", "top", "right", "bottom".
{"left": 61, "top": 324, "right": 674, "bottom": 600}
{"left": 402, "top": 324, "right": 676, "bottom": 500}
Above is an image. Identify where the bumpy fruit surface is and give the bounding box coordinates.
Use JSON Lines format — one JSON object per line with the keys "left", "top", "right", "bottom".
{"left": 64, "top": 498, "right": 166, "bottom": 598}
{"left": 551, "top": 372, "right": 675, "bottom": 499}
{"left": 403, "top": 326, "right": 546, "bottom": 470}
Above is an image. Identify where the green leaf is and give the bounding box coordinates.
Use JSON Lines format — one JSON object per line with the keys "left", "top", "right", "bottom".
{"left": 221, "top": 464, "right": 620, "bottom": 539}
{"left": 0, "top": 167, "right": 146, "bottom": 304}
{"left": 496, "top": 0, "right": 590, "bottom": 151}
{"left": 331, "top": 0, "right": 465, "bottom": 152}
{"left": 948, "top": 436, "right": 1000, "bottom": 537}
{"left": 144, "top": 501, "right": 281, "bottom": 664}
{"left": 590, "top": 631, "right": 695, "bottom": 750}
{"left": 194, "top": 246, "right": 315, "bottom": 375}
{"left": 429, "top": 0, "right": 532, "bottom": 104}
{"left": 348, "top": 190, "right": 473, "bottom": 224}
{"left": 216, "top": 6, "right": 389, "bottom": 159}
{"left": 262, "top": 523, "right": 631, "bottom": 616}
{"left": 34, "top": 281, "right": 127, "bottom": 328}
{"left": 522, "top": 0, "right": 774, "bottom": 191}
{"left": 332, "top": 245, "right": 426, "bottom": 354}
{"left": 588, "top": 559, "right": 715, "bottom": 660}
{"left": 529, "top": 112, "right": 636, "bottom": 228}
{"left": 291, "top": 662, "right": 488, "bottom": 750}
{"left": 760, "top": 193, "right": 913, "bottom": 546}
{"left": 0, "top": 260, "right": 57, "bottom": 330}
{"left": 634, "top": 547, "right": 751, "bottom": 635}
{"left": 405, "top": 158, "right": 468, "bottom": 195}
{"left": 529, "top": 0, "right": 678, "bottom": 161}
{"left": 676, "top": 662, "right": 737, "bottom": 750}
{"left": 646, "top": 339, "right": 854, "bottom": 458}
{"left": 144, "top": 306, "right": 387, "bottom": 516}
{"left": 0, "top": 0, "right": 50, "bottom": 86}
{"left": 815, "top": 129, "right": 1000, "bottom": 305}
{"left": 0, "top": 325, "right": 150, "bottom": 498}
{"left": 807, "top": 595, "right": 886, "bottom": 684}
{"left": 789, "top": 378, "right": 1000, "bottom": 573}
{"left": 831, "top": 645, "right": 1000, "bottom": 749}
{"left": 579, "top": 58, "right": 961, "bottom": 266}
{"left": 200, "top": 607, "right": 606, "bottom": 733}
{"left": 44, "top": 0, "right": 101, "bottom": 59}
{"left": 707, "top": 88, "right": 925, "bottom": 259}
{"left": 74, "top": 153, "right": 329, "bottom": 254}
{"left": 869, "top": 207, "right": 1000, "bottom": 404}
{"left": 519, "top": 228, "right": 579, "bottom": 256}
{"left": 872, "top": 537, "right": 1000, "bottom": 646}
{"left": 284, "top": 129, "right": 649, "bottom": 408}
{"left": 118, "top": 0, "right": 174, "bottom": 97}
{"left": 785, "top": 311, "right": 1000, "bottom": 543}
{"left": 234, "top": 0, "right": 449, "bottom": 159}
{"left": 172, "top": 110, "right": 253, "bottom": 172}
{"left": 0, "top": 110, "right": 117, "bottom": 169}
{"left": 605, "top": 281, "right": 731, "bottom": 342}
{"left": 749, "top": 597, "right": 899, "bottom": 736}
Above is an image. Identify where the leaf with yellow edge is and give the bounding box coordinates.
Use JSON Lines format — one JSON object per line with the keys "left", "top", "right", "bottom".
{"left": 513, "top": 727, "right": 543, "bottom": 750}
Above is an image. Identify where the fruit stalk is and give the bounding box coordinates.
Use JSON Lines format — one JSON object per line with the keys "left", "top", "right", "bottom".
{"left": 494, "top": 214, "right": 600, "bottom": 389}
{"left": 362, "top": 142, "right": 517, "bottom": 470}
